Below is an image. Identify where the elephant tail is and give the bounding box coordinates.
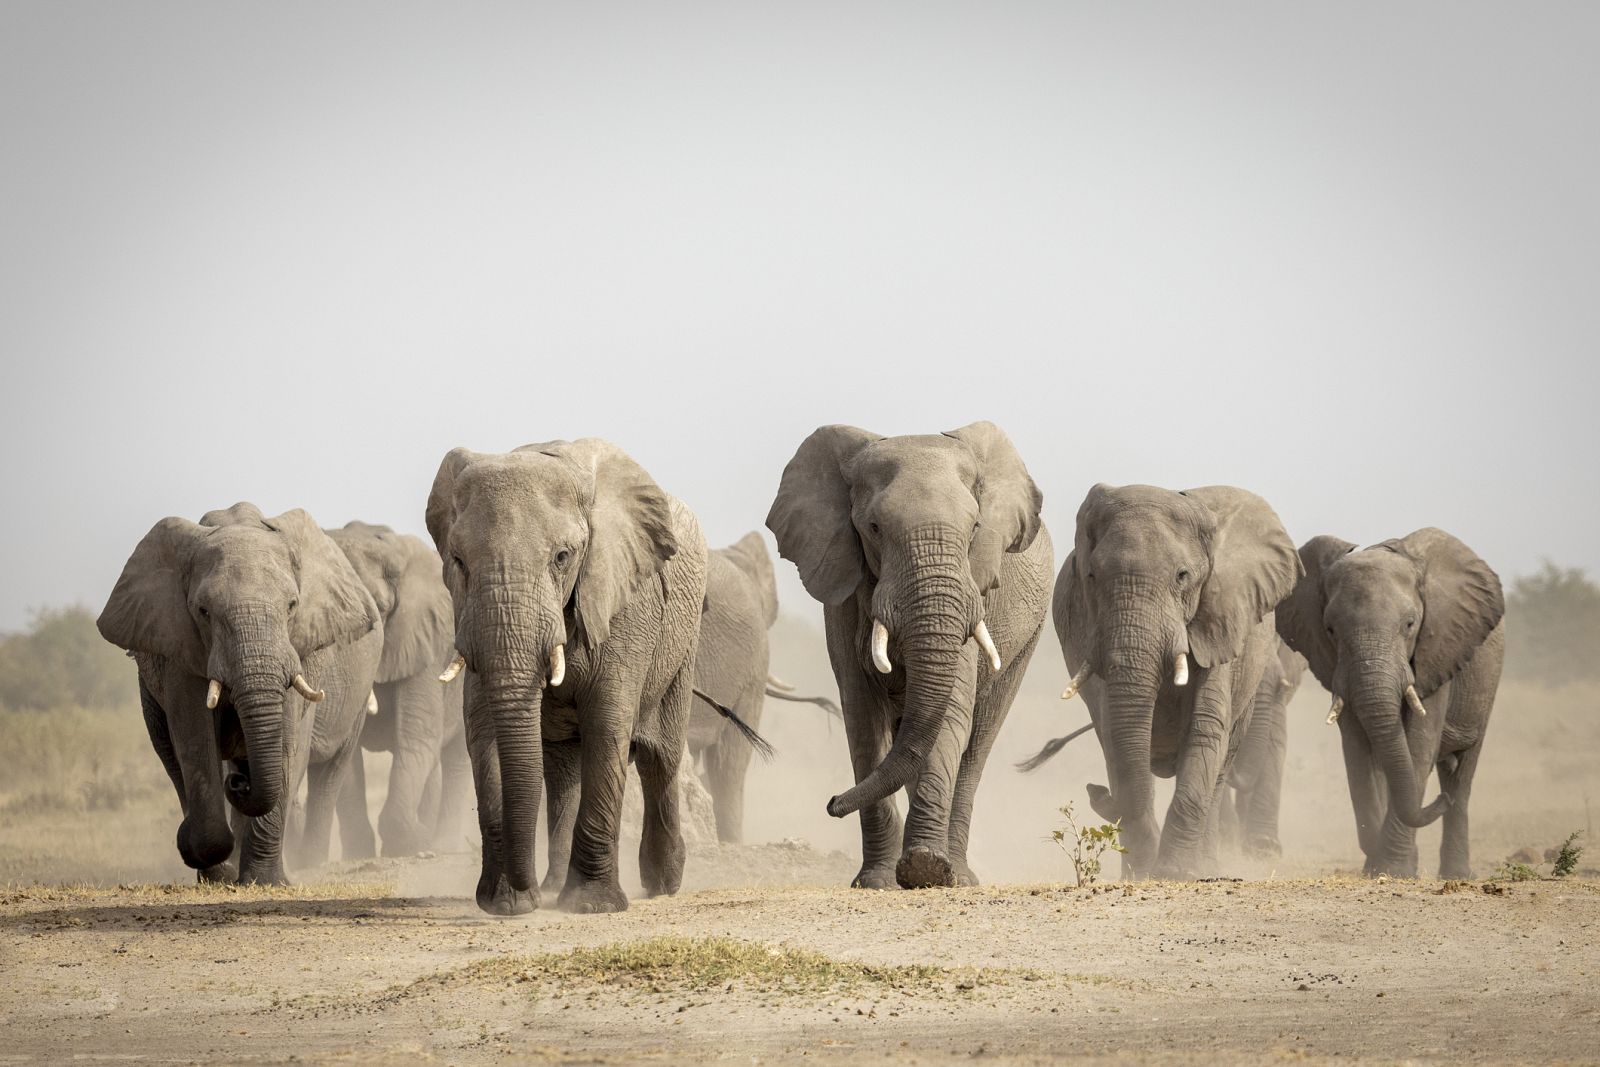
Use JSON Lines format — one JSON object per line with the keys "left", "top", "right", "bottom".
{"left": 764, "top": 683, "right": 843, "bottom": 719}
{"left": 1014, "top": 722, "right": 1096, "bottom": 773}
{"left": 694, "top": 688, "right": 776, "bottom": 761}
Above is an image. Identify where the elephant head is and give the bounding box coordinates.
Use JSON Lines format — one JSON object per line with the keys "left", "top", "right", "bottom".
{"left": 1055, "top": 484, "right": 1299, "bottom": 868}
{"left": 425, "top": 439, "right": 678, "bottom": 894}
{"left": 720, "top": 530, "right": 779, "bottom": 629}
{"left": 766, "top": 421, "right": 1043, "bottom": 818}
{"left": 327, "top": 522, "right": 453, "bottom": 684}
{"left": 1276, "top": 529, "right": 1503, "bottom": 828}
{"left": 97, "top": 503, "right": 377, "bottom": 830}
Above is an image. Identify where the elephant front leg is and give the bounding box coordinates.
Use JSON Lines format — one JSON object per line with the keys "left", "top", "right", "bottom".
{"left": 635, "top": 668, "right": 691, "bottom": 898}
{"left": 840, "top": 693, "right": 904, "bottom": 889}
{"left": 431, "top": 728, "right": 472, "bottom": 853}
{"left": 379, "top": 674, "right": 446, "bottom": 857}
{"left": 899, "top": 649, "right": 978, "bottom": 888}
{"left": 1436, "top": 741, "right": 1482, "bottom": 880}
{"left": 556, "top": 703, "right": 632, "bottom": 914}
{"left": 1369, "top": 717, "right": 1442, "bottom": 878}
{"left": 1156, "top": 675, "right": 1234, "bottom": 879}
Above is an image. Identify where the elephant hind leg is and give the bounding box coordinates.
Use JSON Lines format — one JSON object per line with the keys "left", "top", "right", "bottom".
{"left": 431, "top": 728, "right": 472, "bottom": 853}
{"left": 336, "top": 743, "right": 377, "bottom": 861}
{"left": 703, "top": 683, "right": 761, "bottom": 845}
{"left": 1436, "top": 741, "right": 1482, "bottom": 880}
{"left": 636, "top": 668, "right": 691, "bottom": 898}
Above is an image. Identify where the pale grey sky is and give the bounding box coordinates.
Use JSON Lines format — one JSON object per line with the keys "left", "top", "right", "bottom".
{"left": 1, "top": 2, "right": 1595, "bottom": 631}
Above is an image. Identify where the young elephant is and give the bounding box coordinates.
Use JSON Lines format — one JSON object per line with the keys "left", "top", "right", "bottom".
{"left": 767, "top": 422, "right": 1052, "bottom": 890}
{"left": 1217, "top": 639, "right": 1306, "bottom": 858}
{"left": 426, "top": 439, "right": 706, "bottom": 915}
{"left": 97, "top": 503, "right": 381, "bottom": 884}
{"left": 328, "top": 522, "right": 470, "bottom": 857}
{"left": 1054, "top": 484, "right": 1301, "bottom": 879}
{"left": 1276, "top": 529, "right": 1505, "bottom": 878}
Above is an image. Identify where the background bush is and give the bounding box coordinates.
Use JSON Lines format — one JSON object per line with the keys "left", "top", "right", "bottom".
{"left": 0, "top": 606, "right": 135, "bottom": 711}
{"left": 1503, "top": 562, "right": 1600, "bottom": 685}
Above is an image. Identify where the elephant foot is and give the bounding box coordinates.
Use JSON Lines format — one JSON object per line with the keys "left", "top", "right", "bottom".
{"left": 896, "top": 846, "right": 956, "bottom": 890}
{"left": 1438, "top": 859, "right": 1474, "bottom": 881}
{"left": 236, "top": 863, "right": 289, "bottom": 887}
{"left": 851, "top": 864, "right": 899, "bottom": 890}
{"left": 953, "top": 860, "right": 981, "bottom": 887}
{"left": 640, "top": 836, "right": 685, "bottom": 899}
{"left": 1086, "top": 783, "right": 1117, "bottom": 822}
{"left": 1363, "top": 856, "right": 1419, "bottom": 879}
{"left": 540, "top": 867, "right": 568, "bottom": 899}
{"left": 197, "top": 861, "right": 237, "bottom": 884}
{"left": 1242, "top": 834, "right": 1282, "bottom": 859}
{"left": 558, "top": 876, "right": 629, "bottom": 914}
{"left": 476, "top": 871, "right": 539, "bottom": 916}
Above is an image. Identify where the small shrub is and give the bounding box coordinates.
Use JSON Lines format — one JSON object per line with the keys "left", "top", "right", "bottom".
{"left": 1050, "top": 802, "right": 1126, "bottom": 887}
{"left": 1495, "top": 860, "right": 1539, "bottom": 882}
{"left": 1552, "top": 831, "right": 1584, "bottom": 877}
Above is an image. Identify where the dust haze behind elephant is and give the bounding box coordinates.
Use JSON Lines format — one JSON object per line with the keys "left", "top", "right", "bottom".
{"left": 97, "top": 503, "right": 381, "bottom": 885}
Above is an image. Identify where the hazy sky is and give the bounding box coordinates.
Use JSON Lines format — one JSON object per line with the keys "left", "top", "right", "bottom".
{"left": 2, "top": 2, "right": 1596, "bottom": 632}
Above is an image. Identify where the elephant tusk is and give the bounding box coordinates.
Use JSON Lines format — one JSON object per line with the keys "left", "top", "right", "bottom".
{"left": 1061, "top": 662, "right": 1092, "bottom": 701}
{"left": 206, "top": 679, "right": 222, "bottom": 710}
{"left": 1173, "top": 652, "right": 1189, "bottom": 687}
{"left": 1404, "top": 684, "right": 1427, "bottom": 717}
{"left": 1326, "top": 696, "right": 1343, "bottom": 725}
{"left": 972, "top": 620, "right": 1002, "bottom": 671}
{"left": 548, "top": 644, "right": 566, "bottom": 687}
{"left": 766, "top": 674, "right": 796, "bottom": 692}
{"left": 366, "top": 691, "right": 379, "bottom": 715}
{"left": 439, "top": 654, "right": 465, "bottom": 683}
{"left": 870, "top": 619, "right": 892, "bottom": 674}
{"left": 291, "top": 674, "right": 325, "bottom": 702}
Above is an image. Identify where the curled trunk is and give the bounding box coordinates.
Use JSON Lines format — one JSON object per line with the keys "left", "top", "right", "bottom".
{"left": 228, "top": 680, "right": 285, "bottom": 817}
{"left": 1351, "top": 668, "right": 1447, "bottom": 829}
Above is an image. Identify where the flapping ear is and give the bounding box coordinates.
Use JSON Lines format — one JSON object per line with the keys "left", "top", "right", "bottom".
{"left": 1273, "top": 535, "right": 1357, "bottom": 692}
{"left": 1183, "top": 486, "right": 1301, "bottom": 669}
{"left": 765, "top": 425, "right": 881, "bottom": 605}
{"left": 267, "top": 510, "right": 379, "bottom": 657}
{"left": 1384, "top": 528, "right": 1504, "bottom": 697}
{"left": 944, "top": 421, "right": 1043, "bottom": 594}
{"left": 97, "top": 517, "right": 208, "bottom": 676}
{"left": 723, "top": 531, "right": 779, "bottom": 628}
{"left": 534, "top": 439, "right": 677, "bottom": 651}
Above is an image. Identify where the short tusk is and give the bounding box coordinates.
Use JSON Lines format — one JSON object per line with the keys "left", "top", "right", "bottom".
{"left": 870, "top": 619, "right": 892, "bottom": 674}
{"left": 366, "top": 690, "right": 379, "bottom": 715}
{"left": 206, "top": 679, "right": 221, "bottom": 710}
{"left": 439, "top": 654, "right": 465, "bottom": 683}
{"left": 1404, "top": 684, "right": 1427, "bottom": 717}
{"left": 766, "top": 674, "right": 795, "bottom": 692}
{"left": 548, "top": 644, "right": 566, "bottom": 687}
{"left": 1326, "top": 695, "right": 1343, "bottom": 725}
{"left": 291, "top": 674, "right": 325, "bottom": 702}
{"left": 1061, "top": 662, "right": 1092, "bottom": 701}
{"left": 972, "top": 620, "right": 1002, "bottom": 672}
{"left": 1173, "top": 652, "right": 1189, "bottom": 687}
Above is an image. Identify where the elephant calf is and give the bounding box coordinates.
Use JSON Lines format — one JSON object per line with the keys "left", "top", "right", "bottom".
{"left": 1276, "top": 529, "right": 1505, "bottom": 879}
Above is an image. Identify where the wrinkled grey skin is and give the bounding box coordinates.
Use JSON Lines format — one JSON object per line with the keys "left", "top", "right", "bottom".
{"left": 1217, "top": 640, "right": 1306, "bottom": 858}
{"left": 329, "top": 522, "right": 470, "bottom": 857}
{"left": 1277, "top": 529, "right": 1505, "bottom": 879}
{"left": 97, "top": 503, "right": 381, "bottom": 885}
{"left": 767, "top": 422, "right": 1052, "bottom": 890}
{"left": 427, "top": 439, "right": 705, "bottom": 915}
{"left": 1055, "top": 484, "right": 1301, "bottom": 879}
{"left": 689, "top": 531, "right": 838, "bottom": 843}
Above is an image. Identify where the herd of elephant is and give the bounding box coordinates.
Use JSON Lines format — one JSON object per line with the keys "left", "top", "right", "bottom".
{"left": 96, "top": 423, "right": 1505, "bottom": 915}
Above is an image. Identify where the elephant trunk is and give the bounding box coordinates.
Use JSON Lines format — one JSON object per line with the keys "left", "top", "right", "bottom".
{"left": 1349, "top": 646, "right": 1447, "bottom": 829}
{"left": 228, "top": 680, "right": 286, "bottom": 818}
{"left": 1093, "top": 577, "right": 1172, "bottom": 875}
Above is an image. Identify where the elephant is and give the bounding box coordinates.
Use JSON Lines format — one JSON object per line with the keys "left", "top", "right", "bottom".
{"left": 1053, "top": 484, "right": 1301, "bottom": 879}
{"left": 688, "top": 530, "right": 839, "bottom": 844}
{"left": 327, "top": 521, "right": 470, "bottom": 858}
{"left": 1216, "top": 639, "right": 1306, "bottom": 858}
{"left": 97, "top": 503, "right": 382, "bottom": 885}
{"left": 426, "top": 438, "right": 707, "bottom": 915}
{"left": 1276, "top": 529, "right": 1505, "bottom": 879}
{"left": 766, "top": 421, "right": 1052, "bottom": 890}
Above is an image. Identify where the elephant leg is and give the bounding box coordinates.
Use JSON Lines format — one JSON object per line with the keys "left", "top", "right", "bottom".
{"left": 378, "top": 674, "right": 445, "bottom": 857}
{"left": 1157, "top": 673, "right": 1234, "bottom": 878}
{"left": 1370, "top": 721, "right": 1438, "bottom": 878}
{"left": 556, "top": 701, "right": 632, "bottom": 914}
{"left": 431, "top": 727, "right": 472, "bottom": 853}
{"left": 419, "top": 760, "right": 443, "bottom": 834}
{"left": 899, "top": 651, "right": 978, "bottom": 890}
{"left": 541, "top": 737, "right": 581, "bottom": 895}
{"left": 296, "top": 759, "right": 341, "bottom": 870}
{"left": 335, "top": 740, "right": 377, "bottom": 861}
{"left": 838, "top": 690, "right": 904, "bottom": 890}
{"left": 636, "top": 669, "right": 691, "bottom": 898}
{"left": 461, "top": 691, "right": 515, "bottom": 913}
{"left": 1339, "top": 714, "right": 1384, "bottom": 864}
{"left": 1241, "top": 703, "right": 1289, "bottom": 857}
{"left": 702, "top": 682, "right": 761, "bottom": 845}
{"left": 1217, "top": 788, "right": 1240, "bottom": 851}
{"left": 1436, "top": 741, "right": 1482, "bottom": 880}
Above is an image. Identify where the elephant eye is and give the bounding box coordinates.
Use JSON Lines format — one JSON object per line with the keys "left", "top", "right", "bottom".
{"left": 869, "top": 522, "right": 880, "bottom": 536}
{"left": 554, "top": 548, "right": 572, "bottom": 569}
{"left": 1176, "top": 569, "right": 1190, "bottom": 584}
{"left": 198, "top": 606, "right": 209, "bottom": 619}
{"left": 1404, "top": 617, "right": 1416, "bottom": 631}
{"left": 452, "top": 555, "right": 468, "bottom": 577}
{"left": 287, "top": 598, "right": 297, "bottom": 614}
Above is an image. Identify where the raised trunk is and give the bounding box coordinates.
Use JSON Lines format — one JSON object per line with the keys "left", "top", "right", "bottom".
{"left": 1351, "top": 666, "right": 1447, "bottom": 829}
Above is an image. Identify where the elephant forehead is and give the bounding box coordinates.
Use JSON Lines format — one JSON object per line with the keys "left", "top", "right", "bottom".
{"left": 1328, "top": 551, "right": 1419, "bottom": 609}
{"left": 850, "top": 435, "right": 977, "bottom": 487}
{"left": 192, "top": 527, "right": 295, "bottom": 589}
{"left": 457, "top": 452, "right": 584, "bottom": 508}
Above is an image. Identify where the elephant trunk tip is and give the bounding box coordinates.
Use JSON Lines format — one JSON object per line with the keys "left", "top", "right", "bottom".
{"left": 826, "top": 794, "right": 854, "bottom": 819}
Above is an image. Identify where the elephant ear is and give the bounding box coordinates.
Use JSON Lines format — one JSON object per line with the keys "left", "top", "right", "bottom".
{"left": 1273, "top": 535, "right": 1357, "bottom": 692}
{"left": 1183, "top": 486, "right": 1302, "bottom": 670}
{"left": 944, "top": 421, "right": 1044, "bottom": 595}
{"left": 265, "top": 509, "right": 380, "bottom": 657}
{"left": 326, "top": 522, "right": 401, "bottom": 620}
{"left": 723, "top": 531, "right": 779, "bottom": 628}
{"left": 425, "top": 447, "right": 478, "bottom": 564}
{"left": 381, "top": 535, "right": 455, "bottom": 681}
{"left": 1052, "top": 549, "right": 1092, "bottom": 674}
{"left": 97, "top": 516, "right": 208, "bottom": 676}
{"left": 1383, "top": 528, "right": 1504, "bottom": 697}
{"left": 530, "top": 438, "right": 678, "bottom": 651}
{"left": 765, "top": 424, "right": 881, "bottom": 606}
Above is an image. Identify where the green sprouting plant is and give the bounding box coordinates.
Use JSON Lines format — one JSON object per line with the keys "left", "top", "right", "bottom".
{"left": 1495, "top": 860, "right": 1539, "bottom": 882}
{"left": 1552, "top": 831, "right": 1584, "bottom": 877}
{"left": 1050, "top": 802, "right": 1126, "bottom": 887}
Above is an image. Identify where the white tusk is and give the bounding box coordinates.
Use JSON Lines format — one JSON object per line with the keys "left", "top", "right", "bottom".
{"left": 1404, "top": 685, "right": 1427, "bottom": 718}
{"left": 291, "top": 674, "right": 325, "bottom": 702}
{"left": 1326, "top": 696, "right": 1343, "bottom": 725}
{"left": 439, "top": 654, "right": 465, "bottom": 683}
{"left": 206, "top": 679, "right": 222, "bottom": 710}
{"left": 870, "top": 620, "right": 892, "bottom": 674}
{"left": 1061, "top": 662, "right": 1092, "bottom": 701}
{"left": 972, "top": 620, "right": 1002, "bottom": 671}
{"left": 548, "top": 644, "right": 566, "bottom": 687}
{"left": 767, "top": 674, "right": 796, "bottom": 692}
{"left": 366, "top": 690, "right": 379, "bottom": 715}
{"left": 1173, "top": 652, "right": 1190, "bottom": 687}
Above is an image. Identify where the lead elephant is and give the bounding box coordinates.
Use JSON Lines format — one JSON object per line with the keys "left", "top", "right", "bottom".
{"left": 97, "top": 503, "right": 381, "bottom": 884}
{"left": 1053, "top": 484, "right": 1301, "bottom": 879}
{"left": 1276, "top": 529, "right": 1505, "bottom": 878}
{"left": 328, "top": 522, "right": 470, "bottom": 857}
{"left": 426, "top": 439, "right": 706, "bottom": 915}
{"left": 767, "top": 421, "right": 1052, "bottom": 889}
{"left": 1218, "top": 639, "right": 1306, "bottom": 857}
